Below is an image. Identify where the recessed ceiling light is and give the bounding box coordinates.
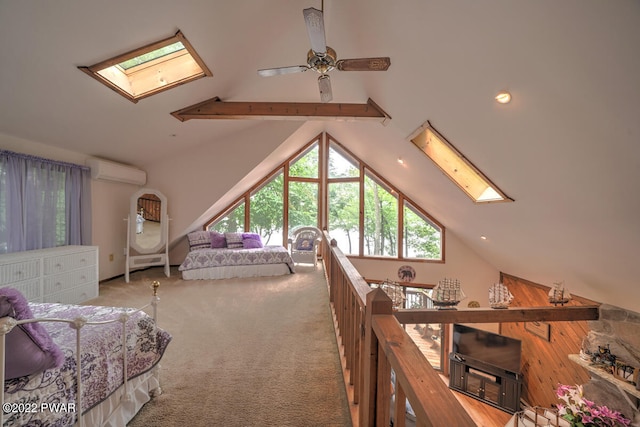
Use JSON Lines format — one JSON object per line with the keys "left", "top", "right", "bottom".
{"left": 495, "top": 91, "right": 512, "bottom": 104}
{"left": 397, "top": 157, "right": 404, "bottom": 165}
{"left": 480, "top": 235, "right": 487, "bottom": 240}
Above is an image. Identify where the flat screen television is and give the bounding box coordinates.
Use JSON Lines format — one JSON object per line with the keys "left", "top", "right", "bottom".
{"left": 452, "top": 324, "right": 522, "bottom": 374}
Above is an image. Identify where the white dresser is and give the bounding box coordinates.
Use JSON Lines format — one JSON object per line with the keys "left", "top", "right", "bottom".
{"left": 0, "top": 246, "right": 99, "bottom": 304}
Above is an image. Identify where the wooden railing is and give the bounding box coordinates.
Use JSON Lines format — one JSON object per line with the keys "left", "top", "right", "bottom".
{"left": 321, "top": 232, "right": 476, "bottom": 427}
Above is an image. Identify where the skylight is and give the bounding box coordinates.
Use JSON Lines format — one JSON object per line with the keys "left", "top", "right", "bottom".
{"left": 79, "top": 30, "right": 211, "bottom": 103}
{"left": 409, "top": 122, "right": 513, "bottom": 204}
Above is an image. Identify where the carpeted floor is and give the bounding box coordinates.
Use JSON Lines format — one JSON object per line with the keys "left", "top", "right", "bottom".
{"left": 88, "top": 264, "right": 351, "bottom": 427}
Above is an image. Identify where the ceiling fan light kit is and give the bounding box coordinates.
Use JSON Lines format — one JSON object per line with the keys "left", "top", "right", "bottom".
{"left": 307, "top": 46, "right": 337, "bottom": 74}
{"left": 257, "top": 6, "right": 391, "bottom": 103}
{"left": 318, "top": 75, "right": 332, "bottom": 103}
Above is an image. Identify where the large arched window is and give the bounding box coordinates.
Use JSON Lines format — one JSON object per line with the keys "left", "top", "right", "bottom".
{"left": 205, "top": 133, "right": 444, "bottom": 262}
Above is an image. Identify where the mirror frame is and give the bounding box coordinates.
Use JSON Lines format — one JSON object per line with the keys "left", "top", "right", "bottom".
{"left": 130, "top": 188, "right": 167, "bottom": 255}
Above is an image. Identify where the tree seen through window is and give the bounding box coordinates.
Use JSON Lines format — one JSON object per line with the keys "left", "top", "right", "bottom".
{"left": 250, "top": 171, "right": 284, "bottom": 245}
{"left": 364, "top": 173, "right": 397, "bottom": 257}
{"left": 204, "top": 134, "right": 443, "bottom": 261}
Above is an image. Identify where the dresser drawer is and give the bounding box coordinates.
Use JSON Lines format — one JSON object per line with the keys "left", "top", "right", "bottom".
{"left": 43, "top": 266, "right": 97, "bottom": 295}
{"left": 0, "top": 260, "right": 40, "bottom": 285}
{"left": 1, "top": 246, "right": 98, "bottom": 304}
{"left": 43, "top": 251, "right": 96, "bottom": 275}
{"left": 43, "top": 284, "right": 98, "bottom": 305}
{"left": 0, "top": 279, "right": 42, "bottom": 302}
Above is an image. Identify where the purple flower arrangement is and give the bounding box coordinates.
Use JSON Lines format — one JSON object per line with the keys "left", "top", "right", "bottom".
{"left": 556, "top": 384, "right": 630, "bottom": 426}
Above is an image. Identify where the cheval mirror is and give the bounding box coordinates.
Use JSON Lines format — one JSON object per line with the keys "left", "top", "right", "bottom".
{"left": 125, "top": 188, "right": 170, "bottom": 282}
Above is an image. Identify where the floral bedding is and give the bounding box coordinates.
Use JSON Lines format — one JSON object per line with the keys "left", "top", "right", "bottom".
{"left": 178, "top": 245, "right": 295, "bottom": 273}
{"left": 3, "top": 303, "right": 172, "bottom": 427}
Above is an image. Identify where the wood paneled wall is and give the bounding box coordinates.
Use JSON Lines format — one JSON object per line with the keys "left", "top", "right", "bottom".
{"left": 499, "top": 273, "right": 596, "bottom": 407}
{"left": 137, "top": 193, "right": 161, "bottom": 222}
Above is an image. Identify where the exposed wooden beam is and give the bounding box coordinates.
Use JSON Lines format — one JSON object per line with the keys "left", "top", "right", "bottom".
{"left": 393, "top": 305, "right": 600, "bottom": 325}
{"left": 170, "top": 97, "right": 391, "bottom": 123}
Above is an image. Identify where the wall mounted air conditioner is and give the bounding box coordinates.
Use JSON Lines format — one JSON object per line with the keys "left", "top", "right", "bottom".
{"left": 86, "top": 158, "right": 147, "bottom": 185}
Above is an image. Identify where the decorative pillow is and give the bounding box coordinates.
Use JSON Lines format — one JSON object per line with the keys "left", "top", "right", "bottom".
{"left": 242, "top": 233, "right": 263, "bottom": 249}
{"left": 225, "top": 232, "right": 244, "bottom": 249}
{"left": 210, "top": 232, "right": 227, "bottom": 249}
{"left": 296, "top": 238, "right": 314, "bottom": 251}
{"left": 187, "top": 231, "right": 211, "bottom": 251}
{"left": 0, "top": 288, "right": 65, "bottom": 380}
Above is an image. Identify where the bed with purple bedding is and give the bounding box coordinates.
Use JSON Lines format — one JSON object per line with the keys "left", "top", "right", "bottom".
{"left": 179, "top": 245, "right": 295, "bottom": 272}
{"left": 2, "top": 300, "right": 171, "bottom": 427}
{"left": 179, "top": 245, "right": 295, "bottom": 280}
{"left": 179, "top": 231, "right": 296, "bottom": 280}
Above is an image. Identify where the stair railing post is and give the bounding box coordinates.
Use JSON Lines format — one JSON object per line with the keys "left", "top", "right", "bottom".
{"left": 360, "top": 287, "right": 393, "bottom": 426}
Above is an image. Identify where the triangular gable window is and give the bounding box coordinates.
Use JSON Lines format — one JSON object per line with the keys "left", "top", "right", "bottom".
{"left": 204, "top": 133, "right": 444, "bottom": 262}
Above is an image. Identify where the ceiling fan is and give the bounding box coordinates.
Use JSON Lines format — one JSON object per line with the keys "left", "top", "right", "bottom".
{"left": 257, "top": 6, "right": 391, "bottom": 103}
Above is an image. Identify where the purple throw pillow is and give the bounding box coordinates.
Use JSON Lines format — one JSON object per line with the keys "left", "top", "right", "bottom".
{"left": 296, "top": 238, "right": 314, "bottom": 251}
{"left": 0, "top": 288, "right": 65, "bottom": 380}
{"left": 242, "top": 233, "right": 263, "bottom": 249}
{"left": 210, "top": 232, "right": 227, "bottom": 248}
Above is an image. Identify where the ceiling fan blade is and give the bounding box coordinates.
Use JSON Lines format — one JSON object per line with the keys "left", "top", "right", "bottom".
{"left": 257, "top": 65, "right": 309, "bottom": 77}
{"left": 336, "top": 57, "right": 391, "bottom": 71}
{"left": 318, "top": 74, "right": 332, "bottom": 103}
{"left": 303, "top": 7, "right": 327, "bottom": 54}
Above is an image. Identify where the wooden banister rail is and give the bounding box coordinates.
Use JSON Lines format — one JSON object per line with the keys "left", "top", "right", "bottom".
{"left": 322, "top": 232, "right": 370, "bottom": 418}
{"left": 321, "top": 232, "right": 476, "bottom": 427}
{"left": 394, "top": 305, "right": 600, "bottom": 325}
{"left": 372, "top": 310, "right": 477, "bottom": 426}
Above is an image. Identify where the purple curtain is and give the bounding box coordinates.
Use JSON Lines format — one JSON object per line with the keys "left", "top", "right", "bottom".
{"left": 0, "top": 150, "right": 92, "bottom": 254}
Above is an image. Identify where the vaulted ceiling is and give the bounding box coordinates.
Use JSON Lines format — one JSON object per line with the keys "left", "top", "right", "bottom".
{"left": 1, "top": 0, "right": 639, "bottom": 311}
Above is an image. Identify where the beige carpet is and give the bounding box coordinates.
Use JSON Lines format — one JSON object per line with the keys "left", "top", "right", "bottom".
{"left": 89, "top": 264, "right": 351, "bottom": 427}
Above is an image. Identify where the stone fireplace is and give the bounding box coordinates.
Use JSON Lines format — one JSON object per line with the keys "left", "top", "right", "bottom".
{"left": 582, "top": 304, "right": 640, "bottom": 425}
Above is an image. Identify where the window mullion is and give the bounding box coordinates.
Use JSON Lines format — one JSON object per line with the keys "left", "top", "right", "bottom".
{"left": 244, "top": 194, "right": 250, "bottom": 231}
{"left": 358, "top": 164, "right": 365, "bottom": 257}
{"left": 398, "top": 194, "right": 404, "bottom": 259}
{"left": 284, "top": 162, "right": 290, "bottom": 246}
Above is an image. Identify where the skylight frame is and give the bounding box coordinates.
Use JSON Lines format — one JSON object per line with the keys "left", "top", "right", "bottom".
{"left": 409, "top": 121, "right": 513, "bottom": 204}
{"left": 79, "top": 30, "right": 212, "bottom": 103}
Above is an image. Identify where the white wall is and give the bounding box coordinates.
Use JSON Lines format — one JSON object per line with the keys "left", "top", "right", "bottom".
{"left": 91, "top": 180, "right": 140, "bottom": 279}
{"left": 350, "top": 230, "right": 501, "bottom": 308}
{"left": 0, "top": 133, "right": 87, "bottom": 164}
{"left": 145, "top": 121, "right": 308, "bottom": 263}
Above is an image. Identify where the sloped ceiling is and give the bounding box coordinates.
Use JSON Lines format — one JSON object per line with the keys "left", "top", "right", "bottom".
{"left": 1, "top": 0, "right": 639, "bottom": 311}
